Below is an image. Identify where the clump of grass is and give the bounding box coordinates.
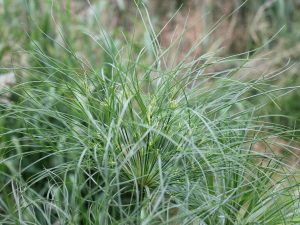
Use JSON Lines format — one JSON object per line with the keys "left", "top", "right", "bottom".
{"left": 0, "top": 3, "right": 299, "bottom": 225}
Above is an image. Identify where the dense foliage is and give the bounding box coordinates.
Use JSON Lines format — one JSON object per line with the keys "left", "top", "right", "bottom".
{"left": 0, "top": 1, "right": 299, "bottom": 224}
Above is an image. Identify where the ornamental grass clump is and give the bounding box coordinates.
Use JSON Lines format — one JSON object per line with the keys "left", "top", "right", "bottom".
{"left": 0, "top": 4, "right": 299, "bottom": 225}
